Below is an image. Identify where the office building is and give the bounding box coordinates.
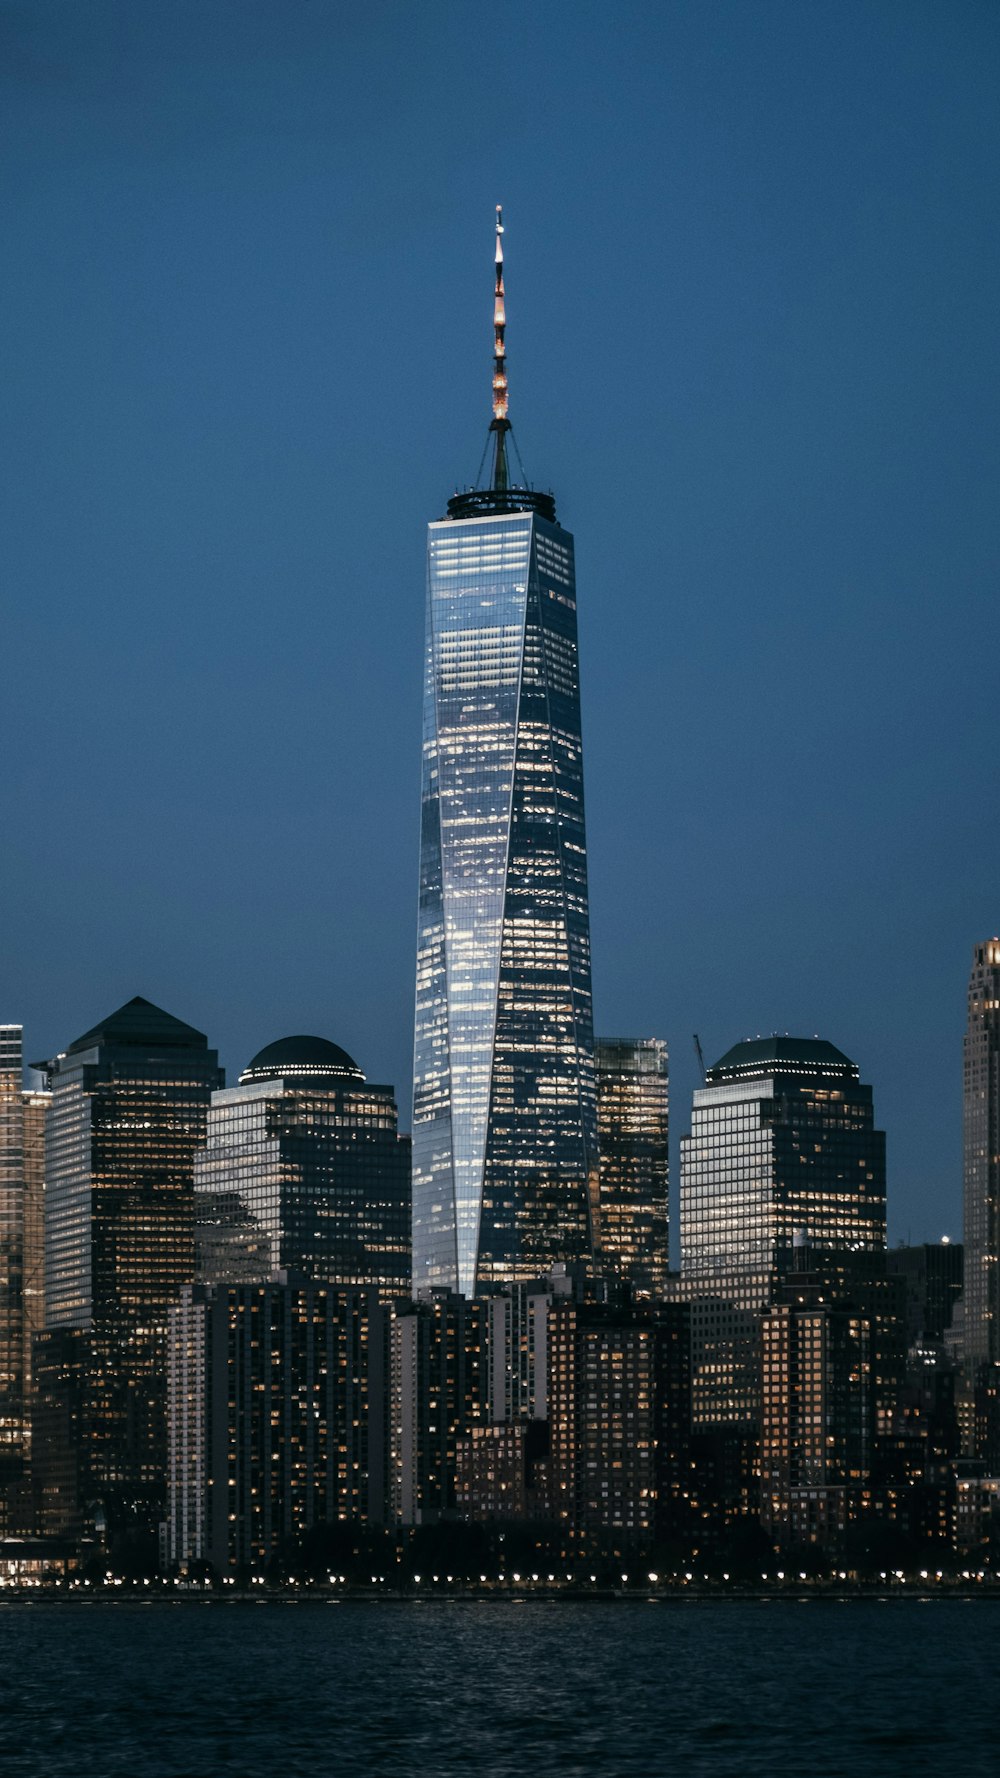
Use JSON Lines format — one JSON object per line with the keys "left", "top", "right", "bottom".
{"left": 194, "top": 1035, "right": 410, "bottom": 1301}
{"left": 963, "top": 939, "right": 1000, "bottom": 1369}
{"left": 32, "top": 996, "right": 222, "bottom": 1542}
{"left": 167, "top": 1278, "right": 384, "bottom": 1574}
{"left": 0, "top": 1029, "right": 47, "bottom": 1529}
{"left": 675, "top": 1036, "right": 888, "bottom": 1462}
{"left": 412, "top": 209, "right": 597, "bottom": 1298}
{"left": 595, "top": 1037, "right": 669, "bottom": 1300}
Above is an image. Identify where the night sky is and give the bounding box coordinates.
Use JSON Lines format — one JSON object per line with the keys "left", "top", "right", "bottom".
{"left": 3, "top": 1, "right": 998, "bottom": 1247}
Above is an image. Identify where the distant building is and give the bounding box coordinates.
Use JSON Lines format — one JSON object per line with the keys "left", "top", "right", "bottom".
{"left": 194, "top": 1035, "right": 410, "bottom": 1302}
{"left": 887, "top": 1242, "right": 964, "bottom": 1346}
{"left": 167, "top": 1279, "right": 384, "bottom": 1573}
{"left": 388, "top": 1291, "right": 489, "bottom": 1525}
{"left": 0, "top": 1028, "right": 48, "bottom": 1532}
{"left": 32, "top": 996, "right": 222, "bottom": 1543}
{"left": 761, "top": 1287, "right": 871, "bottom": 1548}
{"left": 595, "top": 1038, "right": 669, "bottom": 1300}
{"left": 963, "top": 939, "right": 1000, "bottom": 1370}
{"left": 545, "top": 1296, "right": 690, "bottom": 1552}
{"left": 455, "top": 1420, "right": 549, "bottom": 1523}
{"left": 677, "top": 1036, "right": 888, "bottom": 1440}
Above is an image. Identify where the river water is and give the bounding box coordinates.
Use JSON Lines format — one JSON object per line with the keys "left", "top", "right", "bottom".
{"left": 0, "top": 1597, "right": 994, "bottom": 1776}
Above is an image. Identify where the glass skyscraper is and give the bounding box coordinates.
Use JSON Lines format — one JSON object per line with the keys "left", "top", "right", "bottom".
{"left": 194, "top": 1034, "right": 411, "bottom": 1302}
{"left": 412, "top": 211, "right": 597, "bottom": 1297}
{"left": 963, "top": 938, "right": 1000, "bottom": 1370}
{"left": 595, "top": 1037, "right": 670, "bottom": 1300}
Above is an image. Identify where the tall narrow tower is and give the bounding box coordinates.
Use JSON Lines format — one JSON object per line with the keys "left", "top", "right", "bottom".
{"left": 412, "top": 211, "right": 597, "bottom": 1298}
{"left": 963, "top": 938, "right": 1000, "bottom": 1370}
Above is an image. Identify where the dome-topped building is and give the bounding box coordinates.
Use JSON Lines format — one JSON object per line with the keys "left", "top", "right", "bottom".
{"left": 195, "top": 1030, "right": 410, "bottom": 1301}
{"left": 239, "top": 1035, "right": 364, "bottom": 1086}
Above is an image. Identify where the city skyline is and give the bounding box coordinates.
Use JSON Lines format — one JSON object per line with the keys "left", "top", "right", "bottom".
{"left": 4, "top": 4, "right": 999, "bottom": 1247}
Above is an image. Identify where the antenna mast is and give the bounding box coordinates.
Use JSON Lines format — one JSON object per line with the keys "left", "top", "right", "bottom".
{"left": 490, "top": 205, "right": 510, "bottom": 491}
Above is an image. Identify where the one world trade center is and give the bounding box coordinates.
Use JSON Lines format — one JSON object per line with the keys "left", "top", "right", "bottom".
{"left": 412, "top": 210, "right": 597, "bottom": 1298}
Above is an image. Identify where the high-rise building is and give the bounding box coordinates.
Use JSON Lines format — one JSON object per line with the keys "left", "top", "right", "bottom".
{"left": 0, "top": 1026, "right": 26, "bottom": 1527}
{"left": 33, "top": 996, "right": 222, "bottom": 1542}
{"left": 412, "top": 210, "right": 597, "bottom": 1298}
{"left": 675, "top": 1036, "right": 888, "bottom": 1448}
{"left": 680, "top": 1037, "right": 886, "bottom": 1298}
{"left": 194, "top": 1036, "right": 410, "bottom": 1302}
{"left": 761, "top": 1289, "right": 871, "bottom": 1548}
{"left": 595, "top": 1037, "right": 669, "bottom": 1300}
{"left": 167, "top": 1279, "right": 385, "bottom": 1573}
{"left": 388, "top": 1290, "right": 489, "bottom": 1525}
{"left": 0, "top": 1027, "right": 50, "bottom": 1533}
{"left": 963, "top": 939, "right": 1000, "bottom": 1370}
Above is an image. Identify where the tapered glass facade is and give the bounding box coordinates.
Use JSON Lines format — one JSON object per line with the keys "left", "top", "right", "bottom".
{"left": 412, "top": 506, "right": 597, "bottom": 1296}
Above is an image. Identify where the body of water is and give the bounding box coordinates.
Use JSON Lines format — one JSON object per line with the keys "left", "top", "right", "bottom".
{"left": 0, "top": 1598, "right": 994, "bottom": 1777}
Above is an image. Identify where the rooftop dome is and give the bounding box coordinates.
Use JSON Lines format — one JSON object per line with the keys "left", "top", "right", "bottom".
{"left": 706, "top": 1035, "right": 858, "bottom": 1085}
{"left": 239, "top": 1035, "right": 364, "bottom": 1086}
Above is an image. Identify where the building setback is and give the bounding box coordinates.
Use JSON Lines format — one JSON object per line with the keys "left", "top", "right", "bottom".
{"left": 595, "top": 1037, "right": 669, "bottom": 1300}
{"left": 194, "top": 1035, "right": 410, "bottom": 1302}
{"left": 412, "top": 210, "right": 597, "bottom": 1298}
{"left": 32, "top": 996, "right": 222, "bottom": 1543}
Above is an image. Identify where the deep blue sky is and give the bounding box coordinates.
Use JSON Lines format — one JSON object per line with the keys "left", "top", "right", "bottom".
{"left": 3, "top": 1, "right": 998, "bottom": 1246}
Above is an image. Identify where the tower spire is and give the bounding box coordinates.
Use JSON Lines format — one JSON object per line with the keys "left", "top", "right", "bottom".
{"left": 490, "top": 204, "right": 510, "bottom": 492}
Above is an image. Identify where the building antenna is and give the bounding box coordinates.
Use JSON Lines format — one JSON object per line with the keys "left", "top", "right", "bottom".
{"left": 490, "top": 205, "right": 510, "bottom": 492}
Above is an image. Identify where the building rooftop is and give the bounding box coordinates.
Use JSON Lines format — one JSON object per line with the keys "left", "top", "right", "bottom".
{"left": 239, "top": 1035, "right": 365, "bottom": 1086}
{"left": 66, "top": 995, "right": 209, "bottom": 1055}
{"left": 706, "top": 1035, "right": 859, "bottom": 1085}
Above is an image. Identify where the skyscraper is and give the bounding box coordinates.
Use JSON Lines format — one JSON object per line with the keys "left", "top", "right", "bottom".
{"left": 595, "top": 1037, "right": 669, "bottom": 1300}
{"left": 194, "top": 1035, "right": 411, "bottom": 1301}
{"left": 33, "top": 996, "right": 222, "bottom": 1541}
{"left": 675, "top": 1035, "right": 890, "bottom": 1441}
{"left": 963, "top": 938, "right": 1000, "bottom": 1371}
{"left": 0, "top": 1026, "right": 49, "bottom": 1533}
{"left": 680, "top": 1036, "right": 887, "bottom": 1295}
{"left": 412, "top": 210, "right": 597, "bottom": 1297}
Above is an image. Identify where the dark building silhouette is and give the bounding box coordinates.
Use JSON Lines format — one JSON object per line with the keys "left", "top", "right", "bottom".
{"left": 32, "top": 996, "right": 221, "bottom": 1545}
{"left": 888, "top": 1241, "right": 964, "bottom": 1346}
{"left": 167, "top": 1279, "right": 384, "bottom": 1574}
{"left": 194, "top": 1035, "right": 410, "bottom": 1301}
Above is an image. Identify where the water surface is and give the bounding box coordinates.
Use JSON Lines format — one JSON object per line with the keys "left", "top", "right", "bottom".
{"left": 0, "top": 1598, "right": 992, "bottom": 1777}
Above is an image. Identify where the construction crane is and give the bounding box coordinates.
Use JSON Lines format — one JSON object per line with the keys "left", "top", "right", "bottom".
{"left": 693, "top": 1033, "right": 706, "bottom": 1082}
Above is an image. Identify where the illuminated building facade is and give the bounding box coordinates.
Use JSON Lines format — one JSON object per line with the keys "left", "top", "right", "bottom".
{"left": 546, "top": 1298, "right": 657, "bottom": 1546}
{"left": 194, "top": 1036, "right": 410, "bottom": 1302}
{"left": 676, "top": 1037, "right": 887, "bottom": 1441}
{"left": 33, "top": 996, "right": 222, "bottom": 1540}
{"left": 412, "top": 210, "right": 597, "bottom": 1298}
{"left": 761, "top": 1290, "right": 871, "bottom": 1547}
{"left": 963, "top": 938, "right": 1000, "bottom": 1370}
{"left": 167, "top": 1279, "right": 384, "bottom": 1573}
{"left": 0, "top": 1028, "right": 46, "bottom": 1529}
{"left": 595, "top": 1037, "right": 669, "bottom": 1300}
